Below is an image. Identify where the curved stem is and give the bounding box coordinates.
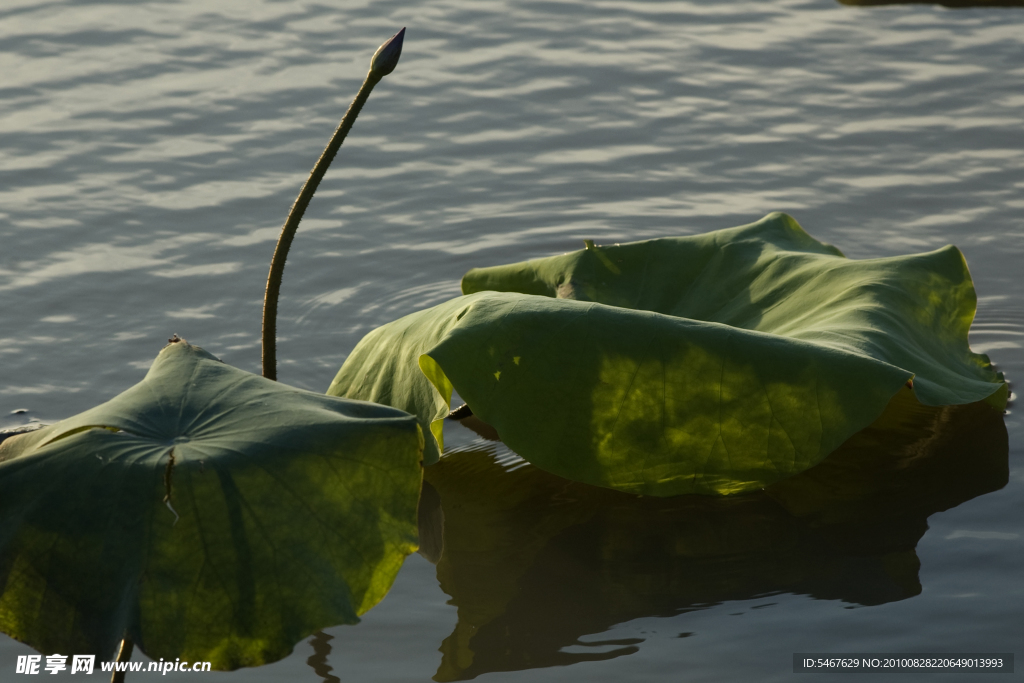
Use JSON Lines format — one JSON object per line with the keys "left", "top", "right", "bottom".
{"left": 261, "top": 71, "right": 382, "bottom": 380}
{"left": 110, "top": 637, "right": 133, "bottom": 683}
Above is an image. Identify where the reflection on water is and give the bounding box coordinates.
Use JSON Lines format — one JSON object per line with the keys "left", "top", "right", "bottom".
{"left": 306, "top": 632, "right": 340, "bottom": 683}
{"left": 422, "top": 388, "right": 1006, "bottom": 681}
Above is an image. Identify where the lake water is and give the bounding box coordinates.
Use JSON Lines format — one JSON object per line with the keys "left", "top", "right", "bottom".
{"left": 1, "top": 0, "right": 1021, "bottom": 680}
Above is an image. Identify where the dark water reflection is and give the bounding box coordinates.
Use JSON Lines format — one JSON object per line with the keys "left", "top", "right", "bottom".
{"left": 422, "top": 389, "right": 1006, "bottom": 681}
{"left": 305, "top": 632, "right": 340, "bottom": 683}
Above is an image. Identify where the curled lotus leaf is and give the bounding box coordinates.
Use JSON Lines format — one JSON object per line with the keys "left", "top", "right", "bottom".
{"left": 0, "top": 341, "right": 423, "bottom": 669}
{"left": 329, "top": 212, "right": 1006, "bottom": 496}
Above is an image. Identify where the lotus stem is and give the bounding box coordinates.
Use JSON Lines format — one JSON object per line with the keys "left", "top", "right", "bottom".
{"left": 110, "top": 637, "right": 133, "bottom": 683}
{"left": 446, "top": 403, "right": 473, "bottom": 420}
{"left": 261, "top": 28, "right": 405, "bottom": 380}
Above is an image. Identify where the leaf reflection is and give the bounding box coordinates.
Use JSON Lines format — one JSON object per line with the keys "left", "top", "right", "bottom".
{"left": 424, "top": 387, "right": 1007, "bottom": 681}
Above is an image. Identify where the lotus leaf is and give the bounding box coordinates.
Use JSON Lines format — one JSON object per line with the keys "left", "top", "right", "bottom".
{"left": 0, "top": 340, "right": 423, "bottom": 669}
{"left": 329, "top": 212, "right": 1006, "bottom": 495}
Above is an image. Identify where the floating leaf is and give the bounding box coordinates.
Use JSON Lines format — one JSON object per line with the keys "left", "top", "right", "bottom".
{"left": 330, "top": 213, "right": 1006, "bottom": 495}
{"left": 0, "top": 341, "right": 423, "bottom": 669}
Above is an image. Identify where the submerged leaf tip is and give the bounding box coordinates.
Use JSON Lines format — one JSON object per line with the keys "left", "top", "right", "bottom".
{"left": 370, "top": 27, "right": 405, "bottom": 78}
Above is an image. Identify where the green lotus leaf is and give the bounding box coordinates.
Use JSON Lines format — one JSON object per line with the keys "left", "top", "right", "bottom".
{"left": 0, "top": 340, "right": 423, "bottom": 669}
{"left": 329, "top": 212, "right": 1006, "bottom": 495}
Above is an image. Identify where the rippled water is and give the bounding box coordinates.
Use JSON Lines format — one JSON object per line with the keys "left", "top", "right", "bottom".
{"left": 1, "top": 0, "right": 1021, "bottom": 680}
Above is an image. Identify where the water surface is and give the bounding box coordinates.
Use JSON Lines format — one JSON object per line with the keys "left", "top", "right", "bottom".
{"left": 1, "top": 0, "right": 1021, "bottom": 680}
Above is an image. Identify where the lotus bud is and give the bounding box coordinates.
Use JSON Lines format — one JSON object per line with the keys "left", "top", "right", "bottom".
{"left": 370, "top": 27, "right": 405, "bottom": 78}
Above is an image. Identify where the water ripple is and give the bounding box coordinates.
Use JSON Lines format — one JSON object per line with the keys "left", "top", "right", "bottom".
{"left": 1, "top": 0, "right": 1023, "bottom": 675}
